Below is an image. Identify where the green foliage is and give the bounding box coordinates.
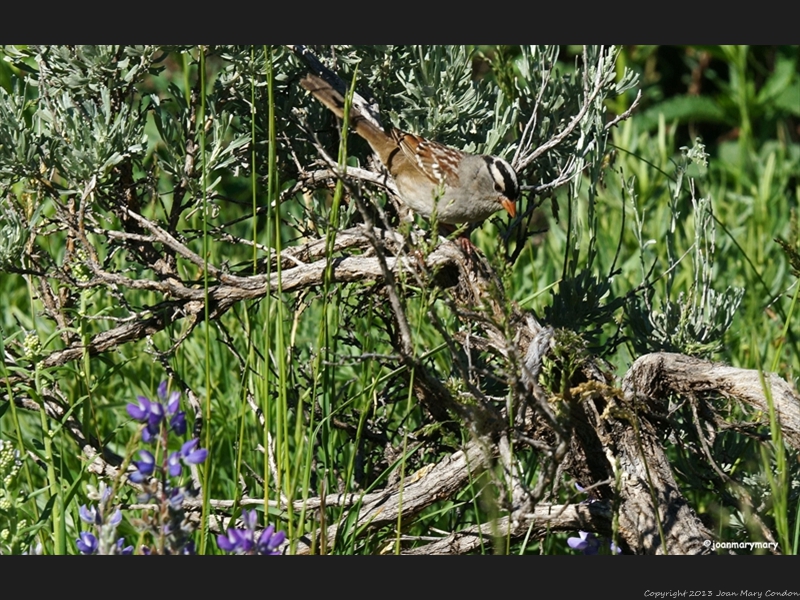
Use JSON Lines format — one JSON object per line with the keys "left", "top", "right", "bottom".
{"left": 776, "top": 210, "right": 800, "bottom": 279}
{"left": 0, "top": 44, "right": 797, "bottom": 555}
{"left": 0, "top": 438, "right": 26, "bottom": 554}
{"left": 625, "top": 141, "right": 745, "bottom": 358}
{"left": 0, "top": 196, "right": 28, "bottom": 270}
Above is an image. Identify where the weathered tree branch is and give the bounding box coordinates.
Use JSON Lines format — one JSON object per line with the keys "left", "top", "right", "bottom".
{"left": 623, "top": 352, "right": 800, "bottom": 450}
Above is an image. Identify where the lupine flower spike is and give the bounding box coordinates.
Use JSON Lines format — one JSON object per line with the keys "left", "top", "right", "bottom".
{"left": 217, "top": 509, "right": 286, "bottom": 555}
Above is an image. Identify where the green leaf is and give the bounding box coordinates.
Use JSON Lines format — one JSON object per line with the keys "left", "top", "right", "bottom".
{"left": 635, "top": 95, "right": 729, "bottom": 131}
{"left": 755, "top": 56, "right": 798, "bottom": 108}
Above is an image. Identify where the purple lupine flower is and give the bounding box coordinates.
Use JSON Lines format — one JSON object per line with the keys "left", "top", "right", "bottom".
{"left": 76, "top": 531, "right": 98, "bottom": 554}
{"left": 568, "top": 482, "right": 622, "bottom": 555}
{"left": 79, "top": 504, "right": 101, "bottom": 525}
{"left": 126, "top": 396, "right": 153, "bottom": 422}
{"left": 116, "top": 538, "right": 134, "bottom": 555}
{"left": 127, "top": 383, "right": 188, "bottom": 441}
{"left": 179, "top": 438, "right": 208, "bottom": 465}
{"left": 129, "top": 450, "right": 156, "bottom": 483}
{"left": 168, "top": 487, "right": 185, "bottom": 509}
{"left": 109, "top": 508, "right": 122, "bottom": 527}
{"left": 167, "top": 451, "right": 182, "bottom": 477}
{"left": 567, "top": 531, "right": 622, "bottom": 556}
{"left": 169, "top": 411, "right": 187, "bottom": 436}
{"left": 242, "top": 508, "right": 257, "bottom": 528}
{"left": 161, "top": 381, "right": 180, "bottom": 413}
{"left": 218, "top": 527, "right": 253, "bottom": 553}
{"left": 165, "top": 439, "right": 207, "bottom": 478}
{"left": 80, "top": 499, "right": 122, "bottom": 528}
{"left": 568, "top": 531, "right": 601, "bottom": 555}
{"left": 143, "top": 403, "right": 165, "bottom": 442}
{"left": 181, "top": 540, "right": 197, "bottom": 555}
{"left": 76, "top": 482, "right": 134, "bottom": 555}
{"left": 217, "top": 509, "right": 285, "bottom": 555}
{"left": 568, "top": 531, "right": 621, "bottom": 555}
{"left": 127, "top": 395, "right": 163, "bottom": 442}
{"left": 146, "top": 401, "right": 165, "bottom": 427}
{"left": 256, "top": 525, "right": 286, "bottom": 556}
{"left": 119, "top": 383, "right": 206, "bottom": 554}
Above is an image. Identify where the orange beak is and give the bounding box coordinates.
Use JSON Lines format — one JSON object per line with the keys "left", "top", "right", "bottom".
{"left": 500, "top": 197, "right": 516, "bottom": 218}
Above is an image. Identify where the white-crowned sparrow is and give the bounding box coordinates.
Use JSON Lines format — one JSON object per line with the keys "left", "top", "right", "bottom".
{"left": 301, "top": 73, "right": 518, "bottom": 224}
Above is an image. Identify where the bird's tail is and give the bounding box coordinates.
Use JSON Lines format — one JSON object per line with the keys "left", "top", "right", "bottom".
{"left": 300, "top": 74, "right": 390, "bottom": 159}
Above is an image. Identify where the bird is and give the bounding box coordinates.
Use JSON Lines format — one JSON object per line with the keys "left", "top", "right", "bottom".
{"left": 300, "top": 73, "right": 518, "bottom": 225}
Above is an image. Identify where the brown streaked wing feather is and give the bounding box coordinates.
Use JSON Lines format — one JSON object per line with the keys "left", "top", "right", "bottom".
{"left": 391, "top": 130, "right": 463, "bottom": 187}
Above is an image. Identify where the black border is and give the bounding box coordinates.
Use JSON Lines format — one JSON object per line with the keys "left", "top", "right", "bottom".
{"left": 4, "top": 1, "right": 793, "bottom": 44}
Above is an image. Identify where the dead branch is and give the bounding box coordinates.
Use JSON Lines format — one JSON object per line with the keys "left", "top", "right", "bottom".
{"left": 623, "top": 352, "right": 800, "bottom": 450}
